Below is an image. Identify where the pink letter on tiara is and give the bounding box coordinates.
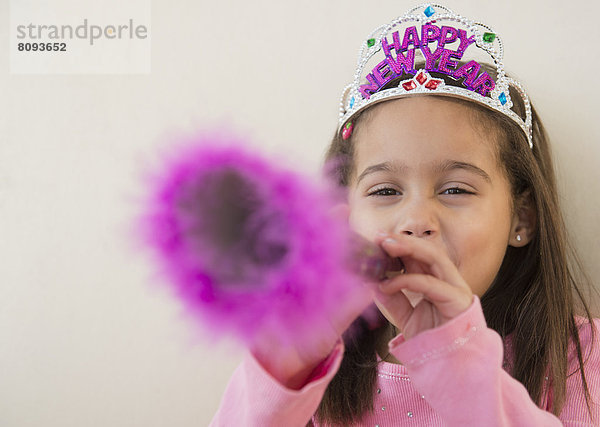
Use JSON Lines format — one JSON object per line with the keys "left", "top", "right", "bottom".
{"left": 439, "top": 26, "right": 459, "bottom": 48}
{"left": 437, "top": 49, "right": 462, "bottom": 74}
{"left": 359, "top": 73, "right": 382, "bottom": 99}
{"left": 385, "top": 49, "right": 416, "bottom": 76}
{"left": 421, "top": 23, "right": 441, "bottom": 46}
{"left": 382, "top": 31, "right": 402, "bottom": 57}
{"left": 401, "top": 26, "right": 421, "bottom": 51}
{"left": 453, "top": 60, "right": 481, "bottom": 88}
{"left": 373, "top": 59, "right": 395, "bottom": 86}
{"left": 421, "top": 46, "right": 444, "bottom": 70}
{"left": 457, "top": 29, "right": 476, "bottom": 53}
{"left": 472, "top": 71, "right": 495, "bottom": 96}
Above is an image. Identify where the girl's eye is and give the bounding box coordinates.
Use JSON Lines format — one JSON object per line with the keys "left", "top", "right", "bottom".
{"left": 442, "top": 187, "right": 473, "bottom": 195}
{"left": 368, "top": 187, "right": 401, "bottom": 197}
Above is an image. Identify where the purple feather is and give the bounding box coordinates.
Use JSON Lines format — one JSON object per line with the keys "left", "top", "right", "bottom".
{"left": 134, "top": 131, "right": 393, "bottom": 346}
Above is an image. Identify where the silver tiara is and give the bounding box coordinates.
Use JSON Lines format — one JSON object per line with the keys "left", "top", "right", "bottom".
{"left": 338, "top": 3, "right": 533, "bottom": 148}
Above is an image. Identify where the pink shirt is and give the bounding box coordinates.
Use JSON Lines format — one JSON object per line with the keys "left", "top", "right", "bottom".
{"left": 210, "top": 297, "right": 600, "bottom": 426}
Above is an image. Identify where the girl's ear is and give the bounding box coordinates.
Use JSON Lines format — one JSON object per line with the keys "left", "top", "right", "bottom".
{"left": 509, "top": 191, "right": 537, "bottom": 247}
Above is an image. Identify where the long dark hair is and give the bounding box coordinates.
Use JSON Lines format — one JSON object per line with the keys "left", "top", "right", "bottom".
{"left": 314, "top": 80, "right": 596, "bottom": 424}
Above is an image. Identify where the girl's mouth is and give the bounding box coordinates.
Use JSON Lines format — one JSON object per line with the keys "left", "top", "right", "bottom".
{"left": 385, "top": 257, "right": 406, "bottom": 279}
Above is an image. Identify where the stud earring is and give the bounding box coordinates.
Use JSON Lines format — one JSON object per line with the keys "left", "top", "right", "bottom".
{"left": 516, "top": 234, "right": 522, "bottom": 242}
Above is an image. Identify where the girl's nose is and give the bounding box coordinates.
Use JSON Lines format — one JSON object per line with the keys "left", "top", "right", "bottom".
{"left": 402, "top": 229, "right": 433, "bottom": 237}
{"left": 394, "top": 198, "right": 439, "bottom": 238}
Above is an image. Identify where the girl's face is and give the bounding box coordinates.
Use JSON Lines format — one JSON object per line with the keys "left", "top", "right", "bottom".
{"left": 348, "top": 96, "right": 515, "bottom": 297}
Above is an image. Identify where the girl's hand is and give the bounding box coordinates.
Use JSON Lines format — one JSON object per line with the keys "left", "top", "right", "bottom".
{"left": 373, "top": 233, "right": 473, "bottom": 340}
{"left": 250, "top": 283, "right": 373, "bottom": 389}
{"left": 249, "top": 203, "right": 376, "bottom": 390}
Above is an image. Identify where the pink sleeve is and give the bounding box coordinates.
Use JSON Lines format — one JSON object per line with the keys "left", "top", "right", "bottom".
{"left": 557, "top": 317, "right": 600, "bottom": 425}
{"left": 209, "top": 340, "right": 344, "bottom": 427}
{"left": 389, "top": 296, "right": 562, "bottom": 426}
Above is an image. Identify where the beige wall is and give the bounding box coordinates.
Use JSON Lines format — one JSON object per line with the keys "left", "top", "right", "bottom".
{"left": 2, "top": 0, "right": 599, "bottom": 425}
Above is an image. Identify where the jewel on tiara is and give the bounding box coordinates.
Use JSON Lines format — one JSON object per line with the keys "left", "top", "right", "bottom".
{"left": 338, "top": 3, "right": 533, "bottom": 148}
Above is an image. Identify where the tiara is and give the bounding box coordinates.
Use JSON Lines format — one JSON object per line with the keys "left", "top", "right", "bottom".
{"left": 338, "top": 3, "right": 533, "bottom": 148}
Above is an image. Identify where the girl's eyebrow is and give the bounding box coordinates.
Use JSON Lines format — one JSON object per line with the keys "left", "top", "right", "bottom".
{"left": 356, "top": 161, "right": 407, "bottom": 185}
{"left": 434, "top": 160, "right": 492, "bottom": 183}
{"left": 356, "top": 160, "right": 491, "bottom": 185}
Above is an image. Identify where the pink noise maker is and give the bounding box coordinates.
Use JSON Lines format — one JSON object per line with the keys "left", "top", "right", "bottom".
{"left": 133, "top": 131, "right": 402, "bottom": 346}
{"left": 338, "top": 3, "right": 533, "bottom": 148}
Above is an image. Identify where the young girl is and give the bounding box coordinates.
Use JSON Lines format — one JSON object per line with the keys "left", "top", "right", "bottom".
{"left": 210, "top": 4, "right": 599, "bottom": 425}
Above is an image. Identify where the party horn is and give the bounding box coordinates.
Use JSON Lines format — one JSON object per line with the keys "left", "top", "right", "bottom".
{"left": 134, "top": 132, "right": 401, "bottom": 345}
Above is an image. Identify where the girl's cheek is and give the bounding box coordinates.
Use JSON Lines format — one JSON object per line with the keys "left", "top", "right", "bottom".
{"left": 454, "top": 228, "right": 507, "bottom": 296}
{"left": 348, "top": 204, "right": 375, "bottom": 240}
{"left": 348, "top": 208, "right": 363, "bottom": 236}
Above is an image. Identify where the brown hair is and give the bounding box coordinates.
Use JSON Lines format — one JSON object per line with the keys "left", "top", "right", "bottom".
{"left": 313, "top": 80, "right": 597, "bottom": 424}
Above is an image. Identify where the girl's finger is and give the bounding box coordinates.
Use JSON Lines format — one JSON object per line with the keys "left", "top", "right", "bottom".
{"left": 379, "top": 236, "right": 465, "bottom": 288}
{"left": 372, "top": 284, "right": 414, "bottom": 328}
{"left": 379, "top": 273, "right": 472, "bottom": 319}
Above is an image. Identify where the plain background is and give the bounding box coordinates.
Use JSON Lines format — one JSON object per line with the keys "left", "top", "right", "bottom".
{"left": 1, "top": 0, "right": 599, "bottom": 426}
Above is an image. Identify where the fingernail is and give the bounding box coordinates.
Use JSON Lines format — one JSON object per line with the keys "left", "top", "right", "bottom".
{"left": 383, "top": 237, "right": 396, "bottom": 244}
